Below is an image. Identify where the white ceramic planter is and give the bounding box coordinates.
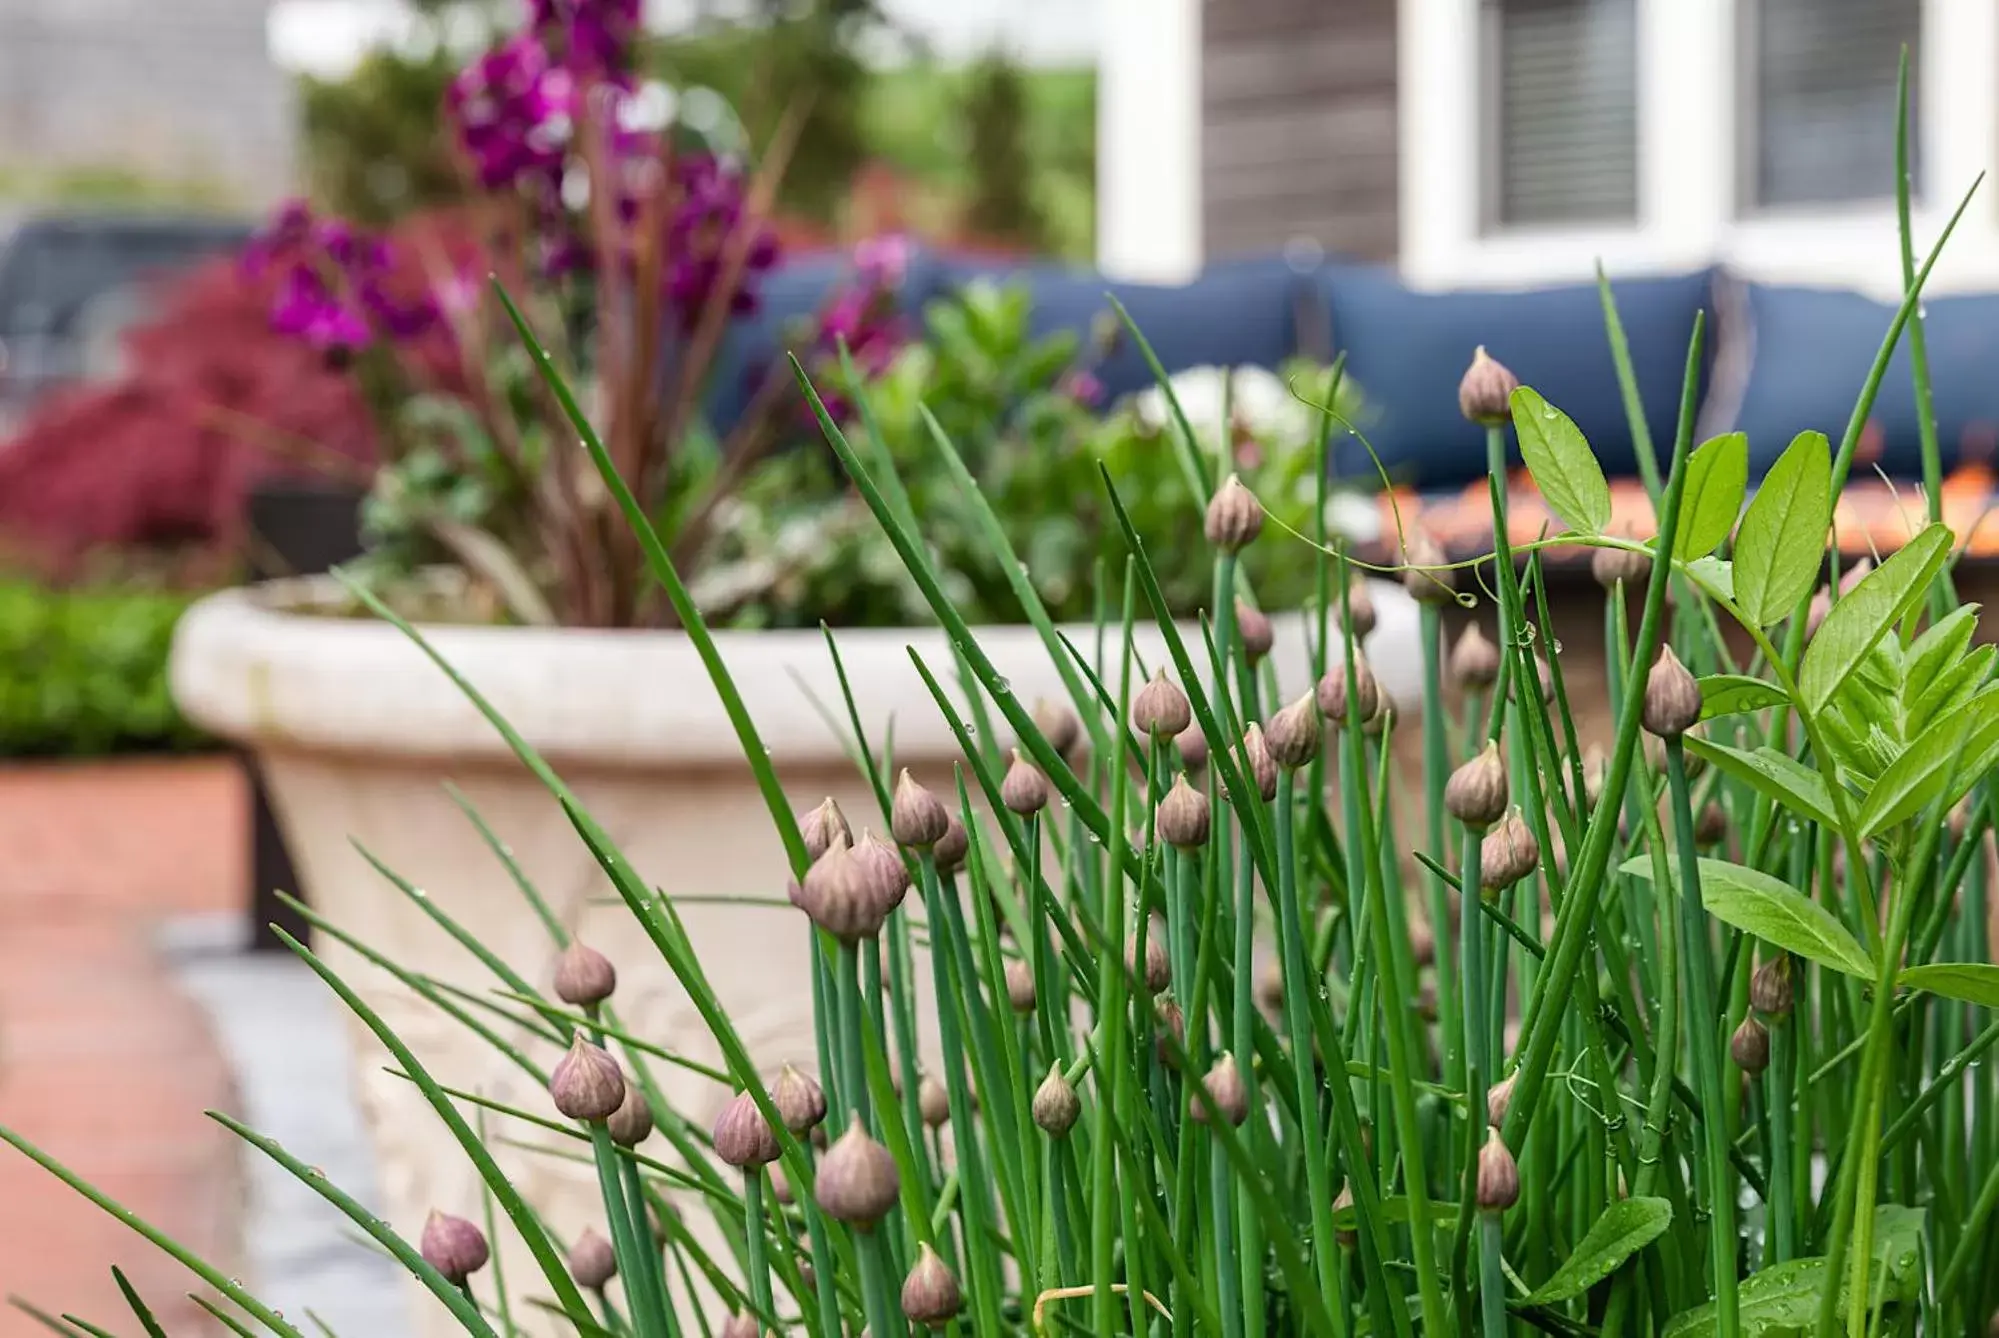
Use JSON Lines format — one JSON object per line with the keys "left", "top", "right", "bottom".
{"left": 170, "top": 575, "right": 1418, "bottom": 1336}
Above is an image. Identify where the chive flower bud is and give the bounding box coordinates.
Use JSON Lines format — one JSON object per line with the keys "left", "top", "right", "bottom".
{"left": 552, "top": 941, "right": 617, "bottom": 1008}
{"left": 1486, "top": 1071, "right": 1517, "bottom": 1128}
{"left": 1239, "top": 723, "right": 1280, "bottom": 800}
{"left": 891, "top": 769, "right": 951, "bottom": 848}
{"left": 932, "top": 815, "right": 969, "bottom": 877}
{"left": 1731, "top": 1016, "right": 1771, "bottom": 1074}
{"left": 1034, "top": 1065, "right": 1082, "bottom": 1135}
{"left": 1131, "top": 929, "right": 1172, "bottom": 992}
{"left": 1591, "top": 536, "right": 1651, "bottom": 591}
{"left": 1132, "top": 671, "right": 1193, "bottom": 739}
{"left": 1175, "top": 722, "right": 1209, "bottom": 773}
{"left": 1477, "top": 1128, "right": 1521, "bottom": 1211}
{"left": 1264, "top": 693, "right": 1322, "bottom": 770}
{"left": 1751, "top": 957, "right": 1793, "bottom": 1019}
{"left": 1001, "top": 750, "right": 1051, "bottom": 815}
{"left": 1642, "top": 646, "right": 1702, "bottom": 739}
{"left": 1192, "top": 1052, "right": 1250, "bottom": 1126}
{"left": 815, "top": 1114, "right": 900, "bottom": 1226}
{"left": 1005, "top": 958, "right": 1037, "bottom": 1014}
{"left": 1403, "top": 531, "right": 1456, "bottom": 604}
{"left": 1204, "top": 473, "right": 1265, "bottom": 553}
{"left": 1480, "top": 808, "right": 1540, "bottom": 892}
{"left": 712, "top": 1090, "right": 781, "bottom": 1168}
{"left": 1031, "top": 698, "right": 1083, "bottom": 759}
{"left": 421, "top": 1210, "right": 490, "bottom": 1285}
{"left": 607, "top": 1081, "right": 655, "bottom": 1147}
{"left": 1459, "top": 346, "right": 1520, "bottom": 425}
{"left": 1316, "top": 654, "right": 1380, "bottom": 727}
{"left": 1444, "top": 742, "right": 1509, "bottom": 828}
{"left": 901, "top": 1242, "right": 965, "bottom": 1327}
{"left": 799, "top": 838, "right": 884, "bottom": 942}
{"left": 918, "top": 1074, "right": 950, "bottom": 1129}
{"left": 550, "top": 1038, "right": 626, "bottom": 1122}
{"left": 1451, "top": 622, "right": 1502, "bottom": 689}
{"left": 1695, "top": 800, "right": 1728, "bottom": 848}
{"left": 1156, "top": 773, "right": 1212, "bottom": 849}
{"left": 569, "top": 1226, "right": 617, "bottom": 1290}
{"left": 1236, "top": 600, "right": 1275, "bottom": 664}
{"left": 800, "top": 796, "right": 851, "bottom": 862}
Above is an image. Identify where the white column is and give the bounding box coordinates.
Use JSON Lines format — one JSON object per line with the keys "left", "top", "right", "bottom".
{"left": 1640, "top": 0, "right": 1729, "bottom": 271}
{"left": 1396, "top": 0, "right": 1482, "bottom": 288}
{"left": 1096, "top": 0, "right": 1202, "bottom": 282}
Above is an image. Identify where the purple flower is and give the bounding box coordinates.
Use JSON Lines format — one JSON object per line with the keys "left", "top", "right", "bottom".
{"left": 853, "top": 233, "right": 912, "bottom": 291}
{"left": 530, "top": 0, "right": 643, "bottom": 73}
{"left": 806, "top": 235, "right": 915, "bottom": 377}
{"left": 1060, "top": 368, "right": 1105, "bottom": 408}
{"left": 660, "top": 153, "right": 778, "bottom": 328}
{"left": 447, "top": 34, "right": 573, "bottom": 192}
{"left": 242, "top": 197, "right": 314, "bottom": 276}
{"left": 272, "top": 267, "right": 370, "bottom": 353}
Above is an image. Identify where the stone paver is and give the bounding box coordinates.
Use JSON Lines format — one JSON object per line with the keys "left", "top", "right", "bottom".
{"left": 0, "top": 757, "right": 245, "bottom": 1334}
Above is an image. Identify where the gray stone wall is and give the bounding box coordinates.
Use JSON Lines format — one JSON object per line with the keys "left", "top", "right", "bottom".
{"left": 0, "top": 0, "right": 294, "bottom": 205}
{"left": 1201, "top": 0, "right": 1399, "bottom": 262}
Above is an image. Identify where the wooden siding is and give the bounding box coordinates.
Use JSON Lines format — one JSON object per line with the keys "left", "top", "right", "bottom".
{"left": 1202, "top": 0, "right": 1400, "bottom": 262}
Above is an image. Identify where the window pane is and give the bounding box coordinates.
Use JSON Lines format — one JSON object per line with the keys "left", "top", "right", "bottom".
{"left": 1751, "top": 0, "right": 1919, "bottom": 208}
{"left": 1491, "top": 0, "right": 1640, "bottom": 228}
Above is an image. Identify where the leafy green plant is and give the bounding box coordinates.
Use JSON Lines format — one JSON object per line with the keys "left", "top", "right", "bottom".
{"left": 11, "top": 55, "right": 1999, "bottom": 1338}
{"left": 0, "top": 579, "right": 210, "bottom": 759}
{"left": 705, "top": 276, "right": 1362, "bottom": 627}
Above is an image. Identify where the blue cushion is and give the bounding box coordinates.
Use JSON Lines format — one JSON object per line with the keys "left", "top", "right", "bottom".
{"left": 1315, "top": 267, "right": 1715, "bottom": 488}
{"left": 705, "top": 247, "right": 948, "bottom": 431}
{"left": 1728, "top": 281, "right": 1999, "bottom": 474}
{"left": 935, "top": 254, "right": 1308, "bottom": 402}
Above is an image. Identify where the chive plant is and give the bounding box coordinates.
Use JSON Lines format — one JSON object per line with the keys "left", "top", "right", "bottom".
{"left": 9, "top": 69, "right": 1999, "bottom": 1338}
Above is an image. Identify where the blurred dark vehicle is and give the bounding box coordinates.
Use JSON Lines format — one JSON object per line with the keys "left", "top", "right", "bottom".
{"left": 0, "top": 212, "right": 254, "bottom": 432}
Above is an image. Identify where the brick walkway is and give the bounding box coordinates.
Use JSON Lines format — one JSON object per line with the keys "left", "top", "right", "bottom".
{"left": 0, "top": 757, "right": 245, "bottom": 1334}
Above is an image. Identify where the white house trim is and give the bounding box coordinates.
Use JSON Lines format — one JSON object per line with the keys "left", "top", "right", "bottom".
{"left": 1398, "top": 0, "right": 1999, "bottom": 297}
{"left": 1095, "top": 0, "right": 1202, "bottom": 283}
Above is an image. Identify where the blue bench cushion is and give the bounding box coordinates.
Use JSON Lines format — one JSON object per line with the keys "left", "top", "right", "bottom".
{"left": 934, "top": 253, "right": 1310, "bottom": 402}
{"left": 705, "top": 246, "right": 949, "bottom": 431}
{"left": 1724, "top": 280, "right": 1999, "bottom": 474}
{"left": 1314, "top": 266, "right": 1715, "bottom": 488}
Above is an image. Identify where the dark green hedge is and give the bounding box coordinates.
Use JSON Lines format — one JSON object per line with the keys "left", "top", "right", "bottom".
{"left": 0, "top": 581, "right": 211, "bottom": 759}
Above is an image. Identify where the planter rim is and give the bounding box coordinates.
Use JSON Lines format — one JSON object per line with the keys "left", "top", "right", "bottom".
{"left": 168, "top": 575, "right": 1345, "bottom": 770}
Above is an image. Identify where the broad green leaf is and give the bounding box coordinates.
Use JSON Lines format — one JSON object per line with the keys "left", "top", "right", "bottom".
{"left": 1899, "top": 963, "right": 1999, "bottom": 1008}
{"left": 1905, "top": 604, "right": 1980, "bottom": 699}
{"left": 1619, "top": 856, "right": 1874, "bottom": 978}
{"left": 1664, "top": 1260, "right": 1829, "bottom": 1338}
{"left": 1857, "top": 687, "right": 1999, "bottom": 836}
{"left": 1684, "top": 736, "right": 1840, "bottom": 829}
{"left": 1510, "top": 386, "right": 1611, "bottom": 534}
{"left": 1734, "top": 431, "right": 1831, "bottom": 626}
{"left": 1910, "top": 642, "right": 1996, "bottom": 737}
{"left": 1676, "top": 432, "right": 1748, "bottom": 560}
{"left": 1699, "top": 673, "right": 1789, "bottom": 720}
{"left": 1526, "top": 1197, "right": 1672, "bottom": 1304}
{"left": 1686, "top": 554, "right": 1735, "bottom": 603}
{"left": 1799, "top": 523, "right": 1952, "bottom": 714}
{"left": 1662, "top": 1235, "right": 1921, "bottom": 1338}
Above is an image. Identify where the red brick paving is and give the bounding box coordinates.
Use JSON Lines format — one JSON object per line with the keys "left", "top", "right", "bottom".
{"left": 0, "top": 757, "right": 246, "bottom": 1334}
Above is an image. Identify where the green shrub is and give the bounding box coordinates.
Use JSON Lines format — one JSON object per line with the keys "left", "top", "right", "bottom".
{"left": 0, "top": 580, "right": 210, "bottom": 759}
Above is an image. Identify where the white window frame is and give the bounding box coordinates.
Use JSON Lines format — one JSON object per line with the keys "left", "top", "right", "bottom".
{"left": 1398, "top": 0, "right": 1999, "bottom": 296}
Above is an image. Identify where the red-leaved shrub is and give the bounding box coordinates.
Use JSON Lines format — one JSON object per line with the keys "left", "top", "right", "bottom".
{"left": 0, "top": 211, "right": 483, "bottom": 561}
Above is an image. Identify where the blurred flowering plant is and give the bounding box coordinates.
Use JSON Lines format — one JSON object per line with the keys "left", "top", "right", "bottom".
{"left": 699, "top": 278, "right": 1365, "bottom": 627}
{"left": 246, "top": 0, "right": 801, "bottom": 627}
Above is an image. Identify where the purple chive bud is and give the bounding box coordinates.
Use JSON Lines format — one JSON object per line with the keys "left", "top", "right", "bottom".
{"left": 421, "top": 1210, "right": 490, "bottom": 1285}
